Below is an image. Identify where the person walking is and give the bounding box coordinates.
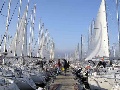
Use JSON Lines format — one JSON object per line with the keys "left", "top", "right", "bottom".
{"left": 62, "top": 59, "right": 68, "bottom": 76}
{"left": 57, "top": 59, "right": 61, "bottom": 75}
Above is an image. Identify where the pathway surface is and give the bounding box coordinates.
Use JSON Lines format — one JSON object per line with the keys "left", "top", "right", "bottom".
{"left": 50, "top": 70, "right": 78, "bottom": 90}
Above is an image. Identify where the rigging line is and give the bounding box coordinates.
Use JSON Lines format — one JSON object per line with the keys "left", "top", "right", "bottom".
{"left": 27, "top": 8, "right": 35, "bottom": 26}
{"left": 0, "top": 0, "right": 6, "bottom": 14}
{"left": 0, "top": 35, "right": 6, "bottom": 46}
{"left": 0, "top": 9, "right": 7, "bottom": 46}
{"left": 8, "top": 0, "right": 19, "bottom": 27}
{"left": 33, "top": 40, "right": 38, "bottom": 52}
{"left": 0, "top": 0, "right": 12, "bottom": 49}
{"left": 106, "top": 6, "right": 115, "bottom": 22}
{"left": 106, "top": 3, "right": 117, "bottom": 29}
{"left": 106, "top": 2, "right": 118, "bottom": 44}
{"left": 0, "top": 13, "right": 7, "bottom": 17}
{"left": 106, "top": 1, "right": 116, "bottom": 21}
{"left": 27, "top": 14, "right": 31, "bottom": 24}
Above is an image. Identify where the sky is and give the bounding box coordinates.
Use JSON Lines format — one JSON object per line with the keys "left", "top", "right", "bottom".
{"left": 0, "top": 0, "right": 119, "bottom": 56}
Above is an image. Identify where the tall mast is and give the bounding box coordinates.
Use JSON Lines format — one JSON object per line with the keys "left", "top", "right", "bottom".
{"left": 40, "top": 24, "right": 44, "bottom": 58}
{"left": 47, "top": 34, "right": 51, "bottom": 58}
{"left": 4, "top": 0, "right": 12, "bottom": 52}
{"left": 21, "top": 0, "right": 29, "bottom": 56}
{"left": 46, "top": 32, "right": 50, "bottom": 52}
{"left": 0, "top": 35, "right": 2, "bottom": 52}
{"left": 50, "top": 38, "right": 55, "bottom": 60}
{"left": 37, "top": 19, "right": 41, "bottom": 57}
{"left": 44, "top": 29, "right": 48, "bottom": 49}
{"left": 88, "top": 23, "right": 91, "bottom": 50}
{"left": 77, "top": 43, "right": 79, "bottom": 60}
{"left": 28, "top": 10, "right": 33, "bottom": 57}
{"left": 88, "top": 19, "right": 94, "bottom": 51}
{"left": 104, "top": 0, "right": 110, "bottom": 58}
{"left": 28, "top": 4, "right": 36, "bottom": 57}
{"left": 32, "top": 4, "right": 36, "bottom": 55}
{"left": 81, "top": 34, "right": 83, "bottom": 60}
{"left": 14, "top": 0, "right": 22, "bottom": 56}
{"left": 116, "top": 0, "right": 120, "bottom": 57}
{"left": 88, "top": 26, "right": 90, "bottom": 50}
{"left": 52, "top": 41, "right": 55, "bottom": 60}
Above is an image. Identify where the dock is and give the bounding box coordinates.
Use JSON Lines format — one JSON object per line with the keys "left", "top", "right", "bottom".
{"left": 49, "top": 69, "right": 80, "bottom": 90}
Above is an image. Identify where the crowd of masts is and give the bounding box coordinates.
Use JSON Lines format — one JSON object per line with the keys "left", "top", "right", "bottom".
{"left": 0, "top": 0, "right": 55, "bottom": 61}
{"left": 66, "top": 0, "right": 120, "bottom": 61}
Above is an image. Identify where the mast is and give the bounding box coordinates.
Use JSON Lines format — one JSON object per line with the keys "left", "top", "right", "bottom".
{"left": 32, "top": 4, "right": 36, "bottom": 56}
{"left": 14, "top": 0, "right": 22, "bottom": 56}
{"left": 88, "top": 25, "right": 90, "bottom": 50}
{"left": 28, "top": 4, "right": 36, "bottom": 57}
{"left": 52, "top": 41, "right": 55, "bottom": 60}
{"left": 46, "top": 33, "right": 50, "bottom": 51}
{"left": 104, "top": 0, "right": 110, "bottom": 58}
{"left": 76, "top": 43, "right": 79, "bottom": 60}
{"left": 40, "top": 24, "right": 44, "bottom": 58}
{"left": 116, "top": 0, "right": 120, "bottom": 57}
{"left": 42, "top": 29, "right": 48, "bottom": 59}
{"left": 44, "top": 29, "right": 49, "bottom": 49}
{"left": 49, "top": 38, "right": 53, "bottom": 60}
{"left": 4, "top": 0, "right": 12, "bottom": 52}
{"left": 21, "top": 0, "right": 29, "bottom": 56}
{"left": 88, "top": 19, "right": 94, "bottom": 52}
{"left": 51, "top": 39, "right": 55, "bottom": 60}
{"left": 81, "top": 34, "right": 83, "bottom": 60}
{"left": 88, "top": 23, "right": 91, "bottom": 50}
{"left": 37, "top": 19, "right": 41, "bottom": 57}
{"left": 28, "top": 10, "right": 33, "bottom": 57}
{"left": 0, "top": 35, "right": 2, "bottom": 52}
{"left": 113, "top": 45, "right": 116, "bottom": 57}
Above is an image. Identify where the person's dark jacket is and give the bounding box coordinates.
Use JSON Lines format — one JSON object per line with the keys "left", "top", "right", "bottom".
{"left": 63, "top": 59, "right": 67, "bottom": 69}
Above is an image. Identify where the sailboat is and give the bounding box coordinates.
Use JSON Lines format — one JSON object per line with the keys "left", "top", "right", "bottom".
{"left": 84, "top": 0, "right": 120, "bottom": 89}
{"left": 85, "top": 0, "right": 109, "bottom": 61}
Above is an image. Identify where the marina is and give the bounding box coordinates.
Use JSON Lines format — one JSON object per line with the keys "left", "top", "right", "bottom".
{"left": 0, "top": 0, "right": 120, "bottom": 90}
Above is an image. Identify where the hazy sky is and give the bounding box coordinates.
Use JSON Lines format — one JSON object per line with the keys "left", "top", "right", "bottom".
{"left": 0, "top": 0, "right": 118, "bottom": 54}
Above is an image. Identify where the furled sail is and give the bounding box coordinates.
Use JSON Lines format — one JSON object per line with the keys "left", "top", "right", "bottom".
{"left": 85, "top": 0, "right": 109, "bottom": 60}
{"left": 8, "top": 9, "right": 27, "bottom": 56}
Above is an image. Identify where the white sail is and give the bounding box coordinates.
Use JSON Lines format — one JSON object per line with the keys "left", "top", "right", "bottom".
{"left": 8, "top": 9, "right": 27, "bottom": 56}
{"left": 50, "top": 40, "right": 55, "bottom": 60}
{"left": 85, "top": 0, "right": 109, "bottom": 60}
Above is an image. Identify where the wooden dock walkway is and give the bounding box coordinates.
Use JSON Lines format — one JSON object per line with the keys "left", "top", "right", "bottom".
{"left": 50, "top": 70, "right": 79, "bottom": 90}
